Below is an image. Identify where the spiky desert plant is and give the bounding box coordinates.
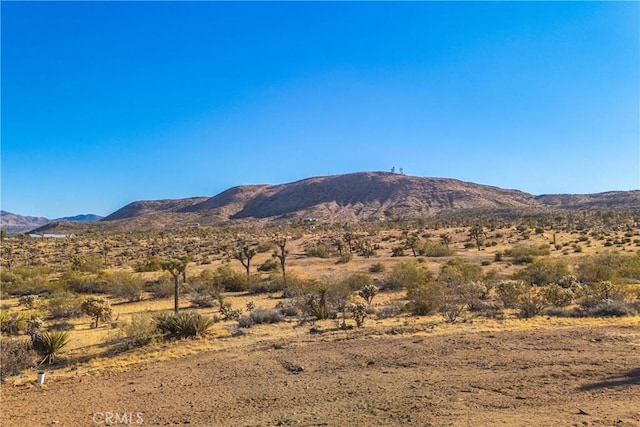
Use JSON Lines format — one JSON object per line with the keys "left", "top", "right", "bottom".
{"left": 32, "top": 330, "right": 70, "bottom": 364}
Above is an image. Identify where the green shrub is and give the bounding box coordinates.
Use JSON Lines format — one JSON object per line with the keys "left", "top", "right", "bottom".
{"left": 31, "top": 330, "right": 70, "bottom": 364}
{"left": 215, "top": 265, "right": 247, "bottom": 292}
{"left": 187, "top": 270, "right": 222, "bottom": 307}
{"left": 406, "top": 280, "right": 443, "bottom": 315}
{"left": 420, "top": 241, "right": 455, "bottom": 257}
{"left": 148, "top": 275, "right": 174, "bottom": 299}
{"left": 514, "top": 258, "right": 569, "bottom": 286}
{"left": 134, "top": 256, "right": 164, "bottom": 272}
{"left": 504, "top": 244, "right": 550, "bottom": 264}
{"left": 155, "top": 311, "right": 214, "bottom": 338}
{"left": 104, "top": 271, "right": 145, "bottom": 302}
{"left": 382, "top": 261, "right": 432, "bottom": 291}
{"left": 305, "top": 243, "right": 335, "bottom": 258}
{"left": 62, "top": 270, "right": 106, "bottom": 294}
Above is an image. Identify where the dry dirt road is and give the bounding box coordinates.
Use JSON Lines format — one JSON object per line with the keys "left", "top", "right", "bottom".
{"left": 2, "top": 324, "right": 639, "bottom": 426}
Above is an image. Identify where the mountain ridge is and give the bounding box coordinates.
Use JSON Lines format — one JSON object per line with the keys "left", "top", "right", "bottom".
{"left": 14, "top": 172, "right": 640, "bottom": 233}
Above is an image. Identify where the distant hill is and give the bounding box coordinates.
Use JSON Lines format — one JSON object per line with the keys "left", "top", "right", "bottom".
{"left": 0, "top": 211, "right": 50, "bottom": 234}
{"left": 0, "top": 211, "right": 103, "bottom": 234}
{"left": 95, "top": 172, "right": 639, "bottom": 228}
{"left": 23, "top": 172, "right": 640, "bottom": 234}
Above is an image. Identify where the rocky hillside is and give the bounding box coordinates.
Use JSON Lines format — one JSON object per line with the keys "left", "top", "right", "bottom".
{"left": 98, "top": 171, "right": 639, "bottom": 228}
{"left": 26, "top": 172, "right": 640, "bottom": 233}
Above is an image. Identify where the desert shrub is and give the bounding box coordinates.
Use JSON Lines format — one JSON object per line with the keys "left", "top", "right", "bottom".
{"left": 350, "top": 302, "right": 367, "bottom": 327}
{"left": 2, "top": 270, "right": 50, "bottom": 297}
{"left": 275, "top": 301, "right": 299, "bottom": 317}
{"left": 248, "top": 273, "right": 286, "bottom": 295}
{"left": 581, "top": 300, "right": 637, "bottom": 317}
{"left": 257, "top": 258, "right": 279, "bottom": 272}
{"left": 155, "top": 311, "right": 214, "bottom": 338}
{"left": 0, "top": 312, "right": 29, "bottom": 335}
{"left": 148, "top": 275, "right": 174, "bottom": 299}
{"left": 81, "top": 297, "right": 113, "bottom": 328}
{"left": 134, "top": 256, "right": 163, "bottom": 272}
{"left": 381, "top": 261, "right": 432, "bottom": 291}
{"left": 215, "top": 264, "right": 247, "bottom": 292}
{"left": 358, "top": 283, "right": 379, "bottom": 306}
{"left": 305, "top": 243, "right": 335, "bottom": 258}
{"left": 517, "top": 291, "right": 545, "bottom": 319}
{"left": 121, "top": 314, "right": 160, "bottom": 347}
{"left": 48, "top": 321, "right": 75, "bottom": 331}
{"left": 391, "top": 246, "right": 406, "bottom": 257}
{"left": 18, "top": 294, "right": 39, "bottom": 309}
{"left": 248, "top": 307, "right": 284, "bottom": 325}
{"left": 406, "top": 280, "right": 443, "bottom": 316}
{"left": 514, "top": 258, "right": 569, "bottom": 286}
{"left": 620, "top": 252, "right": 640, "bottom": 280}
{"left": 104, "top": 271, "right": 145, "bottom": 302}
{"left": 578, "top": 281, "right": 628, "bottom": 309}
{"left": 576, "top": 251, "right": 623, "bottom": 283}
{"left": 540, "top": 284, "right": 574, "bottom": 307}
{"left": 504, "top": 244, "right": 550, "bottom": 264}
{"left": 369, "top": 262, "right": 386, "bottom": 273}
{"left": 336, "top": 253, "right": 353, "bottom": 264}
{"left": 496, "top": 280, "right": 529, "bottom": 308}
{"left": 46, "top": 292, "right": 83, "bottom": 319}
{"left": 61, "top": 270, "right": 105, "bottom": 294}
{"left": 31, "top": 330, "right": 70, "bottom": 364}
{"left": 342, "top": 273, "right": 374, "bottom": 292}
{"left": 543, "top": 306, "right": 576, "bottom": 318}
{"left": 187, "top": 270, "right": 222, "bottom": 307}
{"left": 69, "top": 254, "right": 104, "bottom": 273}
{"left": 0, "top": 337, "right": 36, "bottom": 381}
{"left": 558, "top": 274, "right": 580, "bottom": 289}
{"left": 219, "top": 304, "right": 243, "bottom": 321}
{"left": 420, "top": 241, "right": 454, "bottom": 257}
{"left": 376, "top": 302, "right": 405, "bottom": 319}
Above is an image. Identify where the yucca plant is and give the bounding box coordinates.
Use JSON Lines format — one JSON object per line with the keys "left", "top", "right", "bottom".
{"left": 31, "top": 330, "right": 70, "bottom": 365}
{"left": 170, "top": 312, "right": 214, "bottom": 338}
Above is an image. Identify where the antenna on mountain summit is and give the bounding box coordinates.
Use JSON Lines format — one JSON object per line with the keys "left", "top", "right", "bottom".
{"left": 391, "top": 166, "right": 396, "bottom": 173}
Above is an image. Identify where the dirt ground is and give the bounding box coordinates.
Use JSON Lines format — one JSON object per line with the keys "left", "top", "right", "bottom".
{"left": 2, "top": 322, "right": 639, "bottom": 427}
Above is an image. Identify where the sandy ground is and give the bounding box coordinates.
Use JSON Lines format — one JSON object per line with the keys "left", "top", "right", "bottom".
{"left": 2, "top": 323, "right": 639, "bottom": 427}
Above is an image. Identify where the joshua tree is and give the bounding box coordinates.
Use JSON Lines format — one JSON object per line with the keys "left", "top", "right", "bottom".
{"left": 234, "top": 244, "right": 257, "bottom": 279}
{"left": 162, "top": 256, "right": 190, "bottom": 314}
{"left": 273, "top": 237, "right": 289, "bottom": 287}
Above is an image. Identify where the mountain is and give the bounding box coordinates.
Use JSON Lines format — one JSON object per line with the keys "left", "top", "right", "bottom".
{"left": 57, "top": 214, "right": 104, "bottom": 223}
{"left": 0, "top": 211, "right": 50, "bottom": 234}
{"left": 96, "top": 172, "right": 640, "bottom": 228}
{"left": 23, "top": 172, "right": 640, "bottom": 233}
{"left": 0, "top": 211, "right": 103, "bottom": 234}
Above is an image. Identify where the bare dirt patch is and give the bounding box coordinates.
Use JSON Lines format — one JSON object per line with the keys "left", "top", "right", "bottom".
{"left": 2, "top": 323, "right": 639, "bottom": 426}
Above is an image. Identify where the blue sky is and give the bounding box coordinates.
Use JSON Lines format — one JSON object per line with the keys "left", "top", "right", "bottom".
{"left": 2, "top": 1, "right": 638, "bottom": 218}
